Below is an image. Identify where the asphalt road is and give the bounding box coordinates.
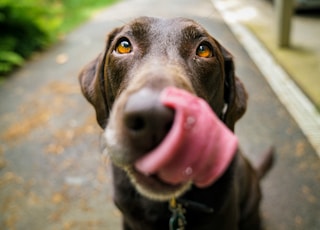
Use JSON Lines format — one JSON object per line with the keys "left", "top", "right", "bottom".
{"left": 0, "top": 0, "right": 319, "bottom": 229}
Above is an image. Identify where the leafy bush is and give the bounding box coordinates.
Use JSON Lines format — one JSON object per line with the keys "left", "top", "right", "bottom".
{"left": 0, "top": 0, "right": 61, "bottom": 76}
{"left": 0, "top": 0, "right": 117, "bottom": 77}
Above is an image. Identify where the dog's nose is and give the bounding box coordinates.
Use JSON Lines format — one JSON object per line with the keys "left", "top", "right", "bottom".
{"left": 123, "top": 89, "right": 174, "bottom": 153}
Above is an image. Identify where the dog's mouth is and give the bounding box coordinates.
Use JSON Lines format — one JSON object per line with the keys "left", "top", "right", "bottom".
{"left": 106, "top": 87, "right": 237, "bottom": 201}
{"left": 123, "top": 165, "right": 192, "bottom": 201}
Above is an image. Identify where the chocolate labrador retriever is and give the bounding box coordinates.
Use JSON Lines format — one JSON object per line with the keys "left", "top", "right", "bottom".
{"left": 79, "top": 17, "right": 273, "bottom": 230}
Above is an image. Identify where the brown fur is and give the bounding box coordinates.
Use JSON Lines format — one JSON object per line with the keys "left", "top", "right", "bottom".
{"left": 79, "top": 17, "right": 273, "bottom": 230}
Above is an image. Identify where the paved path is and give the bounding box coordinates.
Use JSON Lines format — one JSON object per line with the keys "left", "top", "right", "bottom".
{"left": 0, "top": 0, "right": 319, "bottom": 229}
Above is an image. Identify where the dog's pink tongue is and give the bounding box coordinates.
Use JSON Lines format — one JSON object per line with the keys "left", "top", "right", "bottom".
{"left": 134, "top": 87, "right": 238, "bottom": 188}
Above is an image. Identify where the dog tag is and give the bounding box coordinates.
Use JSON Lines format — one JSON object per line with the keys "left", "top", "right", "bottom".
{"left": 169, "top": 198, "right": 186, "bottom": 230}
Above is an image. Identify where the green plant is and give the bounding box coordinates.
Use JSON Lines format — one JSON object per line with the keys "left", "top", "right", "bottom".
{"left": 0, "top": 0, "right": 62, "bottom": 75}
{"left": 0, "top": 0, "right": 117, "bottom": 77}
{"left": 57, "top": 0, "right": 118, "bottom": 34}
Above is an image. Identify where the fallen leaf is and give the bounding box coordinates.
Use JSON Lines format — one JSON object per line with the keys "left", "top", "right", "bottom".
{"left": 0, "top": 159, "right": 6, "bottom": 169}
{"left": 56, "top": 53, "right": 69, "bottom": 64}
{"left": 51, "top": 192, "right": 65, "bottom": 204}
{"left": 45, "top": 143, "right": 65, "bottom": 155}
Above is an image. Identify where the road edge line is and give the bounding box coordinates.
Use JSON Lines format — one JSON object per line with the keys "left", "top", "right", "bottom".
{"left": 212, "top": 0, "right": 320, "bottom": 157}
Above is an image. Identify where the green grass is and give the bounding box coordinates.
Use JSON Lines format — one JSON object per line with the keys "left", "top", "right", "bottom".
{"left": 57, "top": 0, "right": 118, "bottom": 35}
{"left": 0, "top": 0, "right": 118, "bottom": 79}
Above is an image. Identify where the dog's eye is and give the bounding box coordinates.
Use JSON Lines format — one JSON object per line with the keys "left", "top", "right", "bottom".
{"left": 196, "top": 43, "right": 213, "bottom": 58}
{"left": 116, "top": 39, "right": 132, "bottom": 54}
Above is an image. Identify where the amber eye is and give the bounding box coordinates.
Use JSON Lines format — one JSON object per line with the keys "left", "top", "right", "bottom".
{"left": 116, "top": 39, "right": 132, "bottom": 54}
{"left": 196, "top": 43, "right": 213, "bottom": 58}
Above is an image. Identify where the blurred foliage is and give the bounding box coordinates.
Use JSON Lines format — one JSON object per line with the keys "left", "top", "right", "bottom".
{"left": 58, "top": 0, "right": 117, "bottom": 34}
{"left": 0, "top": 0, "right": 116, "bottom": 76}
{"left": 0, "top": 0, "right": 62, "bottom": 75}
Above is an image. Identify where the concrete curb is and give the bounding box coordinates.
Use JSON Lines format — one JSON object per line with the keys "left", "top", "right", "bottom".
{"left": 212, "top": 0, "right": 320, "bottom": 157}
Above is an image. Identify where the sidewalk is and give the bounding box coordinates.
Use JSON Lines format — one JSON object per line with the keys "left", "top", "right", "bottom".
{"left": 213, "top": 0, "right": 320, "bottom": 157}
{"left": 0, "top": 0, "right": 319, "bottom": 229}
{"left": 214, "top": 0, "right": 320, "bottom": 108}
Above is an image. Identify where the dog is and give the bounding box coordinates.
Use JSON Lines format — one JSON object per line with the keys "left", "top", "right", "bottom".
{"left": 79, "top": 17, "right": 273, "bottom": 230}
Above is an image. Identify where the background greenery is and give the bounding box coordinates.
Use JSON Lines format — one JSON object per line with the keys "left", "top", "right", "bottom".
{"left": 0, "top": 0, "right": 117, "bottom": 76}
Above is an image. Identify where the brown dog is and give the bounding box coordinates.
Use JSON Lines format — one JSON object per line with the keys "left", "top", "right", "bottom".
{"left": 79, "top": 17, "right": 273, "bottom": 230}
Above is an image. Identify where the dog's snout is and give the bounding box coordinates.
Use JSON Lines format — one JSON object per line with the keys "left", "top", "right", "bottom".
{"left": 123, "top": 89, "right": 174, "bottom": 153}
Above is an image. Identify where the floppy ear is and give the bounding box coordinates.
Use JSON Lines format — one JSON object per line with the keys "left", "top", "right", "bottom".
{"left": 79, "top": 28, "right": 122, "bottom": 128}
{"left": 79, "top": 52, "right": 109, "bottom": 128}
{"left": 220, "top": 46, "right": 248, "bottom": 131}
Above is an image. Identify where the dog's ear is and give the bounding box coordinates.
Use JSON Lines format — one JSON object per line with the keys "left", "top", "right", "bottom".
{"left": 79, "top": 28, "right": 121, "bottom": 128}
{"left": 79, "top": 53, "right": 108, "bottom": 128}
{"left": 220, "top": 45, "right": 248, "bottom": 131}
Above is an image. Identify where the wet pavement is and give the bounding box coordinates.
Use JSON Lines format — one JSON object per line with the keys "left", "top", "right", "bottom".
{"left": 0, "top": 0, "right": 319, "bottom": 229}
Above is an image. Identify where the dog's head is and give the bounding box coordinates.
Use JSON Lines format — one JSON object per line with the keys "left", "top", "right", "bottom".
{"left": 79, "top": 17, "right": 247, "bottom": 200}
